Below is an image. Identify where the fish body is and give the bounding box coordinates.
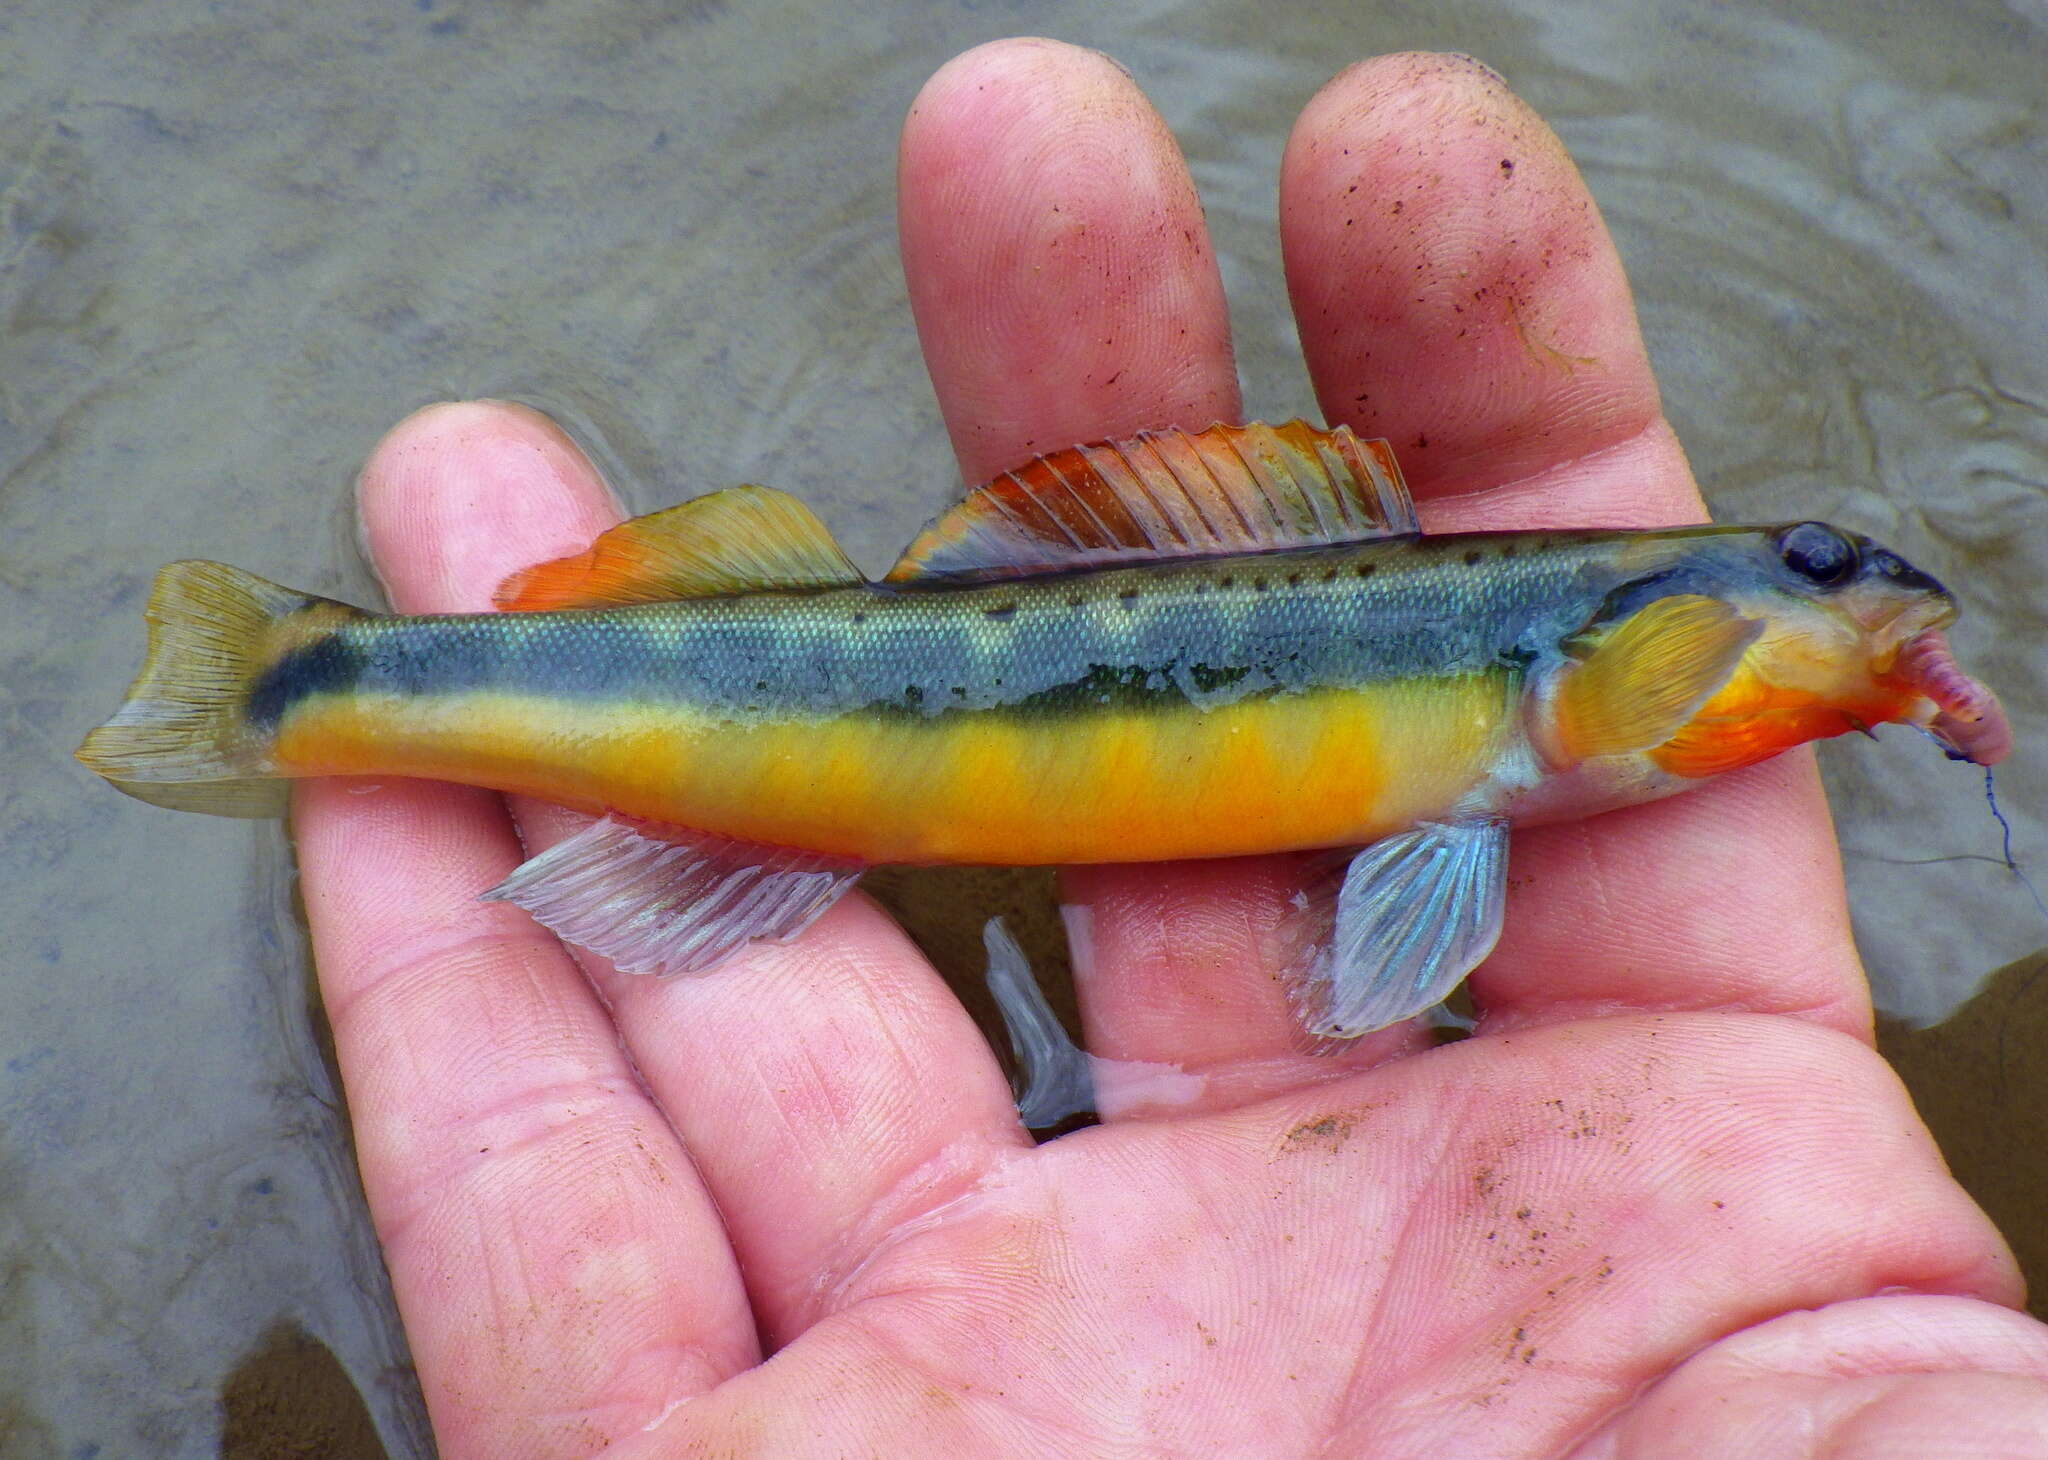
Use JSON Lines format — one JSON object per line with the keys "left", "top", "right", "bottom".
{"left": 238, "top": 532, "right": 1638, "bottom": 864}
{"left": 77, "top": 421, "right": 2007, "bottom": 1036}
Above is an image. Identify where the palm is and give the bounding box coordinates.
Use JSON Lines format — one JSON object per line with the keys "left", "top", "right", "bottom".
{"left": 297, "top": 42, "right": 2048, "bottom": 1458}
{"left": 605, "top": 1010, "right": 2011, "bottom": 1457}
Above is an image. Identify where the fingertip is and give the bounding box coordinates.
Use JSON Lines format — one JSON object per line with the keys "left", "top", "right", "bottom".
{"left": 900, "top": 38, "right": 1158, "bottom": 251}
{"left": 356, "top": 399, "right": 623, "bottom": 614}
{"left": 1287, "top": 52, "right": 1531, "bottom": 159}
{"left": 903, "top": 37, "right": 1136, "bottom": 135}
{"left": 1282, "top": 51, "right": 1662, "bottom": 497}
{"left": 899, "top": 38, "right": 1237, "bottom": 483}
{"left": 1283, "top": 53, "right": 1574, "bottom": 270}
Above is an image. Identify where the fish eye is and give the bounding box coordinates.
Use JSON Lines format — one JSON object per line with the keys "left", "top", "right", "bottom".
{"left": 1776, "top": 522, "right": 1859, "bottom": 587}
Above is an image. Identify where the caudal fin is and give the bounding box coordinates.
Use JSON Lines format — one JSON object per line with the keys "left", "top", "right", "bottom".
{"left": 76, "top": 561, "right": 330, "bottom": 817}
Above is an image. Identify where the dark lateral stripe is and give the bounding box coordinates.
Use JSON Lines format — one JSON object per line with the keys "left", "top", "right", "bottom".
{"left": 237, "top": 530, "right": 1731, "bottom": 729}
{"left": 243, "top": 577, "right": 1523, "bottom": 730}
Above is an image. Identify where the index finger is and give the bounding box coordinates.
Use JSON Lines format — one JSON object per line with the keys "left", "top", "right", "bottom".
{"left": 295, "top": 404, "right": 759, "bottom": 1452}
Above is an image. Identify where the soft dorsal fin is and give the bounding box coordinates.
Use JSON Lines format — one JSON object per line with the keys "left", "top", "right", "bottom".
{"left": 885, "top": 420, "right": 1418, "bottom": 584}
{"left": 494, "top": 485, "right": 863, "bottom": 610}
{"left": 1553, "top": 594, "right": 1763, "bottom": 761}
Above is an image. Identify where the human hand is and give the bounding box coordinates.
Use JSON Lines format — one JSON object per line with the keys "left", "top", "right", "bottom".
{"left": 294, "top": 41, "right": 2048, "bottom": 1457}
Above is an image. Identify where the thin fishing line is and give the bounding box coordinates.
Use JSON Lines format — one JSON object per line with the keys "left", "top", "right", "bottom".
{"left": 1983, "top": 766, "right": 2048, "bottom": 924}
{"left": 1906, "top": 724, "right": 2048, "bottom": 927}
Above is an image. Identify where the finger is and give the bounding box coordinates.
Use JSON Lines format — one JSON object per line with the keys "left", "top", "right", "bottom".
{"left": 899, "top": 39, "right": 1423, "bottom": 1110}
{"left": 371, "top": 403, "right": 1033, "bottom": 1349}
{"left": 298, "top": 402, "right": 757, "bottom": 1451}
{"left": 1062, "top": 857, "right": 1434, "bottom": 1116}
{"left": 568, "top": 878, "right": 1034, "bottom": 1348}
{"left": 1280, "top": 54, "right": 1869, "bottom": 1038}
{"left": 1576, "top": 1295, "right": 2048, "bottom": 1458}
{"left": 900, "top": 38, "right": 1239, "bottom": 482}
{"left": 1283, "top": 51, "right": 1682, "bottom": 509}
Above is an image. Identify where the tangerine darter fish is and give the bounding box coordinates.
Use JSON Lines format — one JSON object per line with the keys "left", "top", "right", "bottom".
{"left": 76, "top": 421, "right": 2009, "bottom": 1037}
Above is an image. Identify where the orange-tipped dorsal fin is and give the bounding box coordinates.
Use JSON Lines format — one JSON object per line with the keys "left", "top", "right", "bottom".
{"left": 884, "top": 420, "right": 1420, "bottom": 584}
{"left": 494, "top": 486, "right": 864, "bottom": 610}
{"left": 1553, "top": 594, "right": 1763, "bottom": 761}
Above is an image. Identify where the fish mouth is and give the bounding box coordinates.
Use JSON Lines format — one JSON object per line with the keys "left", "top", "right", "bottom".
{"left": 1891, "top": 629, "right": 2010, "bottom": 765}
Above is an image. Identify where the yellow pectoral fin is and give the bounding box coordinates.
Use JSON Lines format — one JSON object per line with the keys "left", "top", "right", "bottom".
{"left": 1555, "top": 594, "right": 1763, "bottom": 761}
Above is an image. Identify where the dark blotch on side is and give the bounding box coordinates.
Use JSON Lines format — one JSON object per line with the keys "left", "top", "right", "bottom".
{"left": 1183, "top": 662, "right": 1252, "bottom": 695}
{"left": 246, "top": 634, "right": 365, "bottom": 728}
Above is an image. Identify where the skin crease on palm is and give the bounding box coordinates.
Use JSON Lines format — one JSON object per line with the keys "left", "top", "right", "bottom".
{"left": 284, "top": 40, "right": 2048, "bottom": 1460}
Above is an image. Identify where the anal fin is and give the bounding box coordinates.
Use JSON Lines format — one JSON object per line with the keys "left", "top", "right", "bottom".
{"left": 483, "top": 815, "right": 864, "bottom": 974}
{"left": 1284, "top": 818, "right": 1509, "bottom": 1039}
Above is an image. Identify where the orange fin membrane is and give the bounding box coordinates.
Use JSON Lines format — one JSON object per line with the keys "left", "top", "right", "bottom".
{"left": 483, "top": 815, "right": 864, "bottom": 974}
{"left": 887, "top": 420, "right": 1418, "bottom": 583}
{"left": 1282, "top": 818, "right": 1509, "bottom": 1039}
{"left": 981, "top": 918, "right": 1095, "bottom": 1129}
{"left": 495, "top": 485, "right": 863, "bottom": 610}
{"left": 1556, "top": 594, "right": 1762, "bottom": 761}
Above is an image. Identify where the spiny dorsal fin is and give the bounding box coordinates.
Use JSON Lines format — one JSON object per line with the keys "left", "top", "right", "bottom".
{"left": 1554, "top": 594, "right": 1763, "bottom": 761}
{"left": 494, "top": 485, "right": 863, "bottom": 610}
{"left": 885, "top": 420, "right": 1418, "bottom": 584}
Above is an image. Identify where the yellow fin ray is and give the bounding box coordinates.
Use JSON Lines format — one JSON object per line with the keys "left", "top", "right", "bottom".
{"left": 1555, "top": 594, "right": 1762, "bottom": 761}
{"left": 74, "top": 560, "right": 329, "bottom": 818}
{"left": 494, "top": 486, "right": 863, "bottom": 610}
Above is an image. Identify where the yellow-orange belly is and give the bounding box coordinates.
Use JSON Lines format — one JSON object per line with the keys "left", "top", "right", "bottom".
{"left": 272, "top": 670, "right": 1516, "bottom": 864}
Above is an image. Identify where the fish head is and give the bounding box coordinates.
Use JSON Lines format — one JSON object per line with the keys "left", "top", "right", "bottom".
{"left": 1632, "top": 522, "right": 2008, "bottom": 776}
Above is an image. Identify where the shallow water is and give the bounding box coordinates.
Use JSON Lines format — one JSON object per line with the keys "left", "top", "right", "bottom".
{"left": 4, "top": 1, "right": 2044, "bottom": 1453}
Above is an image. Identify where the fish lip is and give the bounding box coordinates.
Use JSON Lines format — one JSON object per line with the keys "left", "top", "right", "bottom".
{"left": 1892, "top": 628, "right": 2011, "bottom": 766}
{"left": 1863, "top": 593, "right": 1957, "bottom": 649}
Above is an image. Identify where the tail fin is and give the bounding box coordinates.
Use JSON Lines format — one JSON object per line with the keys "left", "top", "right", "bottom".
{"left": 76, "top": 561, "right": 329, "bottom": 818}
